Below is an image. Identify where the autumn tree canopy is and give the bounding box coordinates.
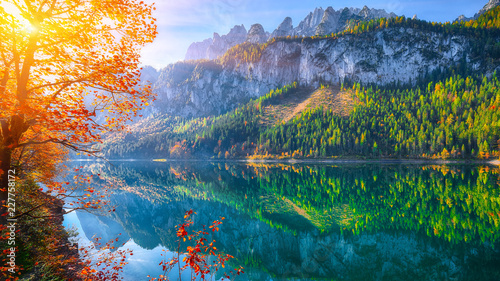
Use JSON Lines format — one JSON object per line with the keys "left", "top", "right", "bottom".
{"left": 0, "top": 0, "right": 157, "bottom": 222}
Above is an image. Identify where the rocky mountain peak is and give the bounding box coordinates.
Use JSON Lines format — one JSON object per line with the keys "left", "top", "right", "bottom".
{"left": 246, "top": 24, "right": 268, "bottom": 44}
{"left": 186, "top": 5, "right": 399, "bottom": 61}
{"left": 315, "top": 7, "right": 341, "bottom": 35}
{"left": 292, "top": 7, "right": 325, "bottom": 37}
{"left": 313, "top": 5, "right": 396, "bottom": 36}
{"left": 359, "top": 5, "right": 370, "bottom": 18}
{"left": 228, "top": 24, "right": 247, "bottom": 36}
{"left": 479, "top": 0, "right": 500, "bottom": 15}
{"left": 185, "top": 25, "right": 247, "bottom": 61}
{"left": 185, "top": 38, "right": 213, "bottom": 61}
{"left": 269, "top": 17, "right": 293, "bottom": 40}
{"left": 456, "top": 0, "right": 500, "bottom": 22}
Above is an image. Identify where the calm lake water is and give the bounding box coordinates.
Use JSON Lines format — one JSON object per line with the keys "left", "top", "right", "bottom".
{"left": 64, "top": 161, "right": 500, "bottom": 281}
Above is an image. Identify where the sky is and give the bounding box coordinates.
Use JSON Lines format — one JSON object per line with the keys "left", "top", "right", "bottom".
{"left": 140, "top": 0, "right": 489, "bottom": 69}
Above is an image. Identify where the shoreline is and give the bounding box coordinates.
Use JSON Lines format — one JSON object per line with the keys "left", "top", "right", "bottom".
{"left": 68, "top": 157, "right": 500, "bottom": 166}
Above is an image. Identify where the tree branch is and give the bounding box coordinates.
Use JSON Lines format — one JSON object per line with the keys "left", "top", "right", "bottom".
{"left": 12, "top": 202, "right": 48, "bottom": 219}
{"left": 28, "top": 76, "right": 89, "bottom": 93}
{"left": 17, "top": 138, "right": 58, "bottom": 147}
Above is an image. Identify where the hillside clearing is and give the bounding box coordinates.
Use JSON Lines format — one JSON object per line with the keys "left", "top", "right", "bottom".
{"left": 260, "top": 85, "right": 356, "bottom": 126}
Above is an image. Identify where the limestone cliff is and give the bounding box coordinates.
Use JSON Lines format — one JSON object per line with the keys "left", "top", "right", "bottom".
{"left": 155, "top": 27, "right": 495, "bottom": 117}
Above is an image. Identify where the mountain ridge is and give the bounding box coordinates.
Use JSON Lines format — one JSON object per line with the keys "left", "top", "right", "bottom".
{"left": 150, "top": 1, "right": 500, "bottom": 118}
{"left": 104, "top": 2, "right": 500, "bottom": 161}
{"left": 456, "top": 0, "right": 500, "bottom": 22}
{"left": 184, "top": 5, "right": 397, "bottom": 61}
{"left": 151, "top": 24, "right": 498, "bottom": 118}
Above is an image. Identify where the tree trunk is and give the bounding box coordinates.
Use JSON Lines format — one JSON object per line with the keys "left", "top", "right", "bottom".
{"left": 0, "top": 147, "right": 12, "bottom": 226}
{"left": 0, "top": 115, "right": 28, "bottom": 226}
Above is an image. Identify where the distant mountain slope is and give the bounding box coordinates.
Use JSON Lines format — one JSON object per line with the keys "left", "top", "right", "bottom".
{"left": 157, "top": 22, "right": 499, "bottom": 117}
{"left": 99, "top": 71, "right": 500, "bottom": 161}
{"left": 149, "top": 2, "right": 500, "bottom": 119}
{"left": 259, "top": 85, "right": 355, "bottom": 126}
{"left": 185, "top": 5, "right": 397, "bottom": 61}
{"left": 292, "top": 6, "right": 396, "bottom": 37}
{"left": 184, "top": 25, "right": 248, "bottom": 61}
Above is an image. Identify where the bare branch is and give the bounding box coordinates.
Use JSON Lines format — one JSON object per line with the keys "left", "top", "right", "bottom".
{"left": 17, "top": 138, "right": 58, "bottom": 147}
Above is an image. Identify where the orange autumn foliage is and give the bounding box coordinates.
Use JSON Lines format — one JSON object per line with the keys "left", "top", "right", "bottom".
{"left": 148, "top": 210, "right": 244, "bottom": 281}
{"left": 0, "top": 1, "right": 157, "bottom": 279}
{"left": 0, "top": 0, "right": 157, "bottom": 220}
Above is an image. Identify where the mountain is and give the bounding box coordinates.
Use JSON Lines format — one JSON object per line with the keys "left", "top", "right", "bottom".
{"left": 268, "top": 17, "right": 293, "bottom": 39}
{"left": 101, "top": 70, "right": 500, "bottom": 161}
{"left": 184, "top": 24, "right": 247, "bottom": 61}
{"left": 246, "top": 24, "right": 269, "bottom": 44}
{"left": 287, "top": 6, "right": 396, "bottom": 38}
{"left": 456, "top": 0, "right": 500, "bottom": 22}
{"left": 155, "top": 3, "right": 500, "bottom": 118}
{"left": 184, "top": 5, "right": 397, "bottom": 61}
{"left": 98, "top": 2, "right": 500, "bottom": 160}
{"left": 477, "top": 0, "right": 500, "bottom": 17}
{"left": 154, "top": 24, "right": 497, "bottom": 117}
{"left": 289, "top": 7, "right": 324, "bottom": 37}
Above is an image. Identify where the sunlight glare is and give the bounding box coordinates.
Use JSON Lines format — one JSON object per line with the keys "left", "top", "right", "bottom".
{"left": 0, "top": 1, "right": 35, "bottom": 31}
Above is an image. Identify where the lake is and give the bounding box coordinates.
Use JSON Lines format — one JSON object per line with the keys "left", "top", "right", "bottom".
{"left": 63, "top": 161, "right": 500, "bottom": 280}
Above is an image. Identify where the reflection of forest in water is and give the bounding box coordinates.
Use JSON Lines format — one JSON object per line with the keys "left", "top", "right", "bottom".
{"left": 75, "top": 161, "right": 500, "bottom": 280}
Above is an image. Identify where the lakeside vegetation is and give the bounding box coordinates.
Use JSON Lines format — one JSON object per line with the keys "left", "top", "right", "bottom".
{"left": 99, "top": 72, "right": 500, "bottom": 161}
{"left": 0, "top": 0, "right": 158, "bottom": 279}
{"left": 3, "top": 1, "right": 500, "bottom": 280}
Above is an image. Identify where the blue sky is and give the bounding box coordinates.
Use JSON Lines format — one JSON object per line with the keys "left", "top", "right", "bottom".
{"left": 140, "top": 0, "right": 488, "bottom": 69}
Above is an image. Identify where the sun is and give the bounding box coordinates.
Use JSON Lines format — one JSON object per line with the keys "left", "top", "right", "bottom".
{"left": 0, "top": 1, "right": 35, "bottom": 31}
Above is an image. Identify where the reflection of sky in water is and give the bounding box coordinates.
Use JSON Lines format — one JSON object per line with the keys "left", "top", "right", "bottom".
{"left": 63, "top": 211, "right": 197, "bottom": 281}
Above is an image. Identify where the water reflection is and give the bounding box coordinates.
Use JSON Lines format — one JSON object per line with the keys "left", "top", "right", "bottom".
{"left": 69, "top": 161, "right": 500, "bottom": 280}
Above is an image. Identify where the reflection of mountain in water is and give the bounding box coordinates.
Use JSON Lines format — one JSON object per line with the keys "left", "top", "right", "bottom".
{"left": 76, "top": 211, "right": 130, "bottom": 249}
{"left": 75, "top": 161, "right": 500, "bottom": 280}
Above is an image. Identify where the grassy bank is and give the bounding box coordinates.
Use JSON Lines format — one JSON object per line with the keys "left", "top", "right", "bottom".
{"left": 1, "top": 179, "right": 81, "bottom": 281}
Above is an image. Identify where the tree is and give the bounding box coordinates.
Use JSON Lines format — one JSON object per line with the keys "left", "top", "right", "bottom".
{"left": 148, "top": 210, "right": 244, "bottom": 281}
{"left": 0, "top": 0, "right": 157, "bottom": 224}
{"left": 441, "top": 147, "right": 450, "bottom": 159}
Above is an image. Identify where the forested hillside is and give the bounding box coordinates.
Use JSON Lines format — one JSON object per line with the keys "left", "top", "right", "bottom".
{"left": 98, "top": 73, "right": 500, "bottom": 159}
{"left": 96, "top": 6, "right": 500, "bottom": 160}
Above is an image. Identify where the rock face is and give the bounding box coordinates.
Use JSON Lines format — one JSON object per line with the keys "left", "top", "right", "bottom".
{"left": 186, "top": 6, "right": 397, "bottom": 60}
{"left": 313, "top": 6, "right": 396, "bottom": 36}
{"left": 456, "top": 0, "right": 500, "bottom": 22}
{"left": 184, "top": 25, "right": 247, "bottom": 60}
{"left": 315, "top": 7, "right": 340, "bottom": 36}
{"left": 155, "top": 27, "right": 495, "bottom": 117}
{"left": 246, "top": 24, "right": 268, "bottom": 44}
{"left": 478, "top": 0, "right": 500, "bottom": 16}
{"left": 268, "top": 6, "right": 397, "bottom": 40}
{"left": 291, "top": 7, "right": 325, "bottom": 37}
{"left": 268, "top": 17, "right": 293, "bottom": 40}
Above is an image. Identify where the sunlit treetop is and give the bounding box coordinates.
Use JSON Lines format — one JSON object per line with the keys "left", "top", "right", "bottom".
{"left": 0, "top": 0, "right": 157, "bottom": 156}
